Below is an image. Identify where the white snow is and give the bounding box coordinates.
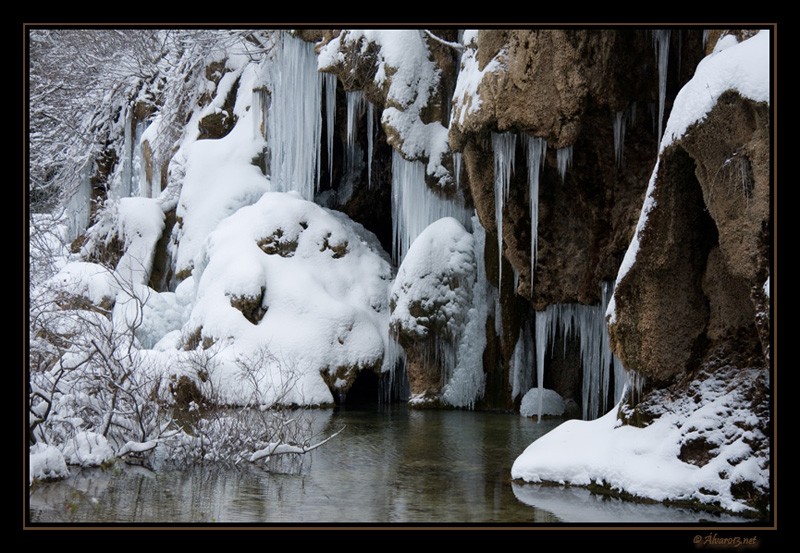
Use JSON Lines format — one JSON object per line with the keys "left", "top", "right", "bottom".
{"left": 763, "top": 276, "right": 770, "bottom": 299}
{"left": 520, "top": 388, "right": 566, "bottom": 418}
{"left": 30, "top": 444, "right": 69, "bottom": 484}
{"left": 712, "top": 33, "right": 740, "bottom": 54}
{"left": 391, "top": 216, "right": 486, "bottom": 408}
{"left": 174, "top": 64, "right": 269, "bottom": 278}
{"left": 61, "top": 431, "right": 115, "bottom": 467}
{"left": 512, "top": 367, "right": 768, "bottom": 514}
{"left": 117, "top": 440, "right": 158, "bottom": 456}
{"left": 48, "top": 262, "right": 118, "bottom": 306}
{"left": 184, "top": 191, "right": 394, "bottom": 406}
{"left": 115, "top": 197, "right": 166, "bottom": 285}
{"left": 451, "top": 35, "right": 504, "bottom": 127}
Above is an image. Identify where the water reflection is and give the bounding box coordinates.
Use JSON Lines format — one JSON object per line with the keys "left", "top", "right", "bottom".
{"left": 29, "top": 407, "right": 736, "bottom": 524}
{"left": 511, "top": 482, "right": 750, "bottom": 523}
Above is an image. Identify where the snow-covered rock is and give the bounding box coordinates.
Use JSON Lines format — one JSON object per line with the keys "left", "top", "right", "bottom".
{"left": 47, "top": 262, "right": 118, "bottom": 308}
{"left": 519, "top": 388, "right": 566, "bottom": 417}
{"left": 61, "top": 432, "right": 115, "bottom": 467}
{"left": 318, "top": 30, "right": 454, "bottom": 189}
{"left": 182, "top": 191, "right": 394, "bottom": 406}
{"left": 390, "top": 217, "right": 475, "bottom": 342}
{"left": 512, "top": 367, "right": 768, "bottom": 515}
{"left": 30, "top": 444, "right": 69, "bottom": 484}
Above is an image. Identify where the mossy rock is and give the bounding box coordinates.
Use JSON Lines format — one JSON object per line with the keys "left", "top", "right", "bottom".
{"left": 257, "top": 228, "right": 299, "bottom": 257}
{"left": 229, "top": 287, "right": 267, "bottom": 324}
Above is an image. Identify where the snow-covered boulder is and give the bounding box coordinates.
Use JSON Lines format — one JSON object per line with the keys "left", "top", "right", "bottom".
{"left": 390, "top": 217, "right": 480, "bottom": 403}
{"left": 30, "top": 444, "right": 69, "bottom": 484}
{"left": 390, "top": 217, "right": 475, "bottom": 343}
{"left": 519, "top": 388, "right": 566, "bottom": 417}
{"left": 61, "top": 432, "right": 115, "bottom": 467}
{"left": 182, "top": 191, "right": 394, "bottom": 406}
{"left": 46, "top": 261, "right": 118, "bottom": 310}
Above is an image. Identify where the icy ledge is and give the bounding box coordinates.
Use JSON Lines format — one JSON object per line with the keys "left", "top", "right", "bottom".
{"left": 511, "top": 367, "right": 768, "bottom": 515}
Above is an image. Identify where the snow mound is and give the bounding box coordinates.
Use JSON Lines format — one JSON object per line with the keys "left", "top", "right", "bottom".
{"left": 512, "top": 367, "right": 768, "bottom": 514}
{"left": 390, "top": 217, "right": 475, "bottom": 341}
{"left": 61, "top": 432, "right": 115, "bottom": 467}
{"left": 184, "top": 191, "right": 394, "bottom": 406}
{"left": 520, "top": 388, "right": 566, "bottom": 417}
{"left": 115, "top": 197, "right": 165, "bottom": 285}
{"left": 30, "top": 444, "right": 69, "bottom": 484}
{"left": 48, "top": 262, "right": 118, "bottom": 306}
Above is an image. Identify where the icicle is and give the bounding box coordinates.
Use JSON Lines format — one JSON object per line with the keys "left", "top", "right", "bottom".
{"left": 534, "top": 310, "right": 548, "bottom": 422}
{"left": 702, "top": 29, "right": 710, "bottom": 48}
{"left": 253, "top": 87, "right": 270, "bottom": 140}
{"left": 268, "top": 33, "right": 323, "bottom": 201}
{"left": 367, "top": 101, "right": 374, "bottom": 188}
{"left": 453, "top": 152, "right": 462, "bottom": 189}
{"left": 523, "top": 135, "right": 546, "bottom": 289}
{"left": 67, "top": 161, "right": 93, "bottom": 241}
{"left": 648, "top": 102, "right": 657, "bottom": 134}
{"left": 131, "top": 119, "right": 146, "bottom": 197}
{"left": 390, "top": 150, "right": 471, "bottom": 264}
{"left": 323, "top": 74, "right": 336, "bottom": 184}
{"left": 556, "top": 145, "right": 572, "bottom": 182}
{"left": 442, "top": 214, "right": 489, "bottom": 409}
{"left": 119, "top": 108, "right": 133, "bottom": 199}
{"left": 613, "top": 110, "right": 626, "bottom": 167}
{"left": 346, "top": 90, "right": 366, "bottom": 174}
{"left": 510, "top": 319, "right": 534, "bottom": 401}
{"left": 653, "top": 29, "right": 670, "bottom": 143}
{"left": 533, "top": 283, "right": 628, "bottom": 421}
{"left": 492, "top": 132, "right": 516, "bottom": 287}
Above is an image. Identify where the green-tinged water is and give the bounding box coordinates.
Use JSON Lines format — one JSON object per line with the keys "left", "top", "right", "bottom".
{"left": 28, "top": 406, "right": 748, "bottom": 524}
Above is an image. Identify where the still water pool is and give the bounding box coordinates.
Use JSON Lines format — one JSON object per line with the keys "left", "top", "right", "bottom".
{"left": 29, "top": 406, "right": 748, "bottom": 524}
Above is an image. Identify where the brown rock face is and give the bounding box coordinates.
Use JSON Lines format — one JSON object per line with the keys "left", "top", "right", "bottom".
{"left": 450, "top": 30, "right": 704, "bottom": 407}
{"left": 609, "top": 92, "right": 769, "bottom": 384}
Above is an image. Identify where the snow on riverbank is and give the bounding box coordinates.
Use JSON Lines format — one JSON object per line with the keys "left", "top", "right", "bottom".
{"left": 512, "top": 367, "right": 768, "bottom": 515}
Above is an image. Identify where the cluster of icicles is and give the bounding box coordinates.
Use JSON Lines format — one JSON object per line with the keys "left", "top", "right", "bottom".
{"left": 249, "top": 31, "right": 682, "bottom": 420}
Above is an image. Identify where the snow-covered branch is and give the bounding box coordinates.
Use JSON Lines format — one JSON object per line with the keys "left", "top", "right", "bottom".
{"left": 249, "top": 426, "right": 346, "bottom": 462}
{"left": 421, "top": 30, "right": 465, "bottom": 53}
